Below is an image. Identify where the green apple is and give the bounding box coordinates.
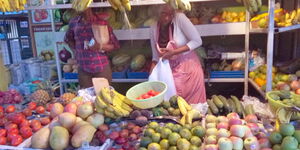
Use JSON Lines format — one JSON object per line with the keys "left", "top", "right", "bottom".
{"left": 268, "top": 131, "right": 282, "bottom": 144}
{"left": 229, "top": 136, "right": 243, "bottom": 150}
{"left": 218, "top": 137, "right": 233, "bottom": 150}
{"left": 206, "top": 115, "right": 218, "bottom": 123}
{"left": 217, "top": 129, "right": 230, "bottom": 139}
{"left": 293, "top": 130, "right": 300, "bottom": 143}
{"left": 206, "top": 128, "right": 218, "bottom": 136}
{"left": 206, "top": 123, "right": 217, "bottom": 129}
{"left": 205, "top": 135, "right": 217, "bottom": 145}
{"left": 281, "top": 136, "right": 298, "bottom": 150}
{"left": 280, "top": 123, "right": 295, "bottom": 136}
{"left": 244, "top": 137, "right": 259, "bottom": 150}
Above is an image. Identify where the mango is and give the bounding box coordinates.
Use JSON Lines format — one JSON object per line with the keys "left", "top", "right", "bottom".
{"left": 50, "top": 126, "right": 69, "bottom": 150}
{"left": 77, "top": 103, "right": 93, "bottom": 119}
{"left": 71, "top": 125, "right": 96, "bottom": 148}
{"left": 51, "top": 103, "right": 64, "bottom": 118}
{"left": 58, "top": 112, "right": 76, "bottom": 130}
{"left": 71, "top": 121, "right": 89, "bottom": 134}
{"left": 31, "top": 127, "right": 50, "bottom": 149}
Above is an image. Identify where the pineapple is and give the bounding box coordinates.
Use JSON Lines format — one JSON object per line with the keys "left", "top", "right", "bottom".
{"left": 31, "top": 81, "right": 58, "bottom": 105}
{"left": 59, "top": 93, "right": 76, "bottom": 105}
{"left": 31, "top": 90, "right": 51, "bottom": 105}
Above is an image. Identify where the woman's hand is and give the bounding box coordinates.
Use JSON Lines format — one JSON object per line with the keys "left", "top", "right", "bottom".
{"left": 88, "top": 42, "right": 102, "bottom": 51}
{"left": 160, "top": 48, "right": 176, "bottom": 59}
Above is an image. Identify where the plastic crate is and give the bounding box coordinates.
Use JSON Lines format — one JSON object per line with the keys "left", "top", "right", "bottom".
{"left": 127, "top": 69, "right": 149, "bottom": 79}
{"left": 64, "top": 72, "right": 78, "bottom": 79}
{"left": 112, "top": 68, "right": 128, "bottom": 79}
{"left": 210, "top": 71, "right": 244, "bottom": 78}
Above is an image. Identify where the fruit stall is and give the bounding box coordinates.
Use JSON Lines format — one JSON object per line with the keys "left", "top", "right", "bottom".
{"left": 0, "top": 0, "right": 300, "bottom": 149}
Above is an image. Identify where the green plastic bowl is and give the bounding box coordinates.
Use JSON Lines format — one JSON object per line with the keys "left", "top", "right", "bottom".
{"left": 266, "top": 91, "right": 289, "bottom": 113}
{"left": 126, "top": 81, "right": 167, "bottom": 109}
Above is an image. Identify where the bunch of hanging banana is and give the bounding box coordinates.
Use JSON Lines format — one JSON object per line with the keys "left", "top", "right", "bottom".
{"left": 177, "top": 96, "right": 202, "bottom": 125}
{"left": 163, "top": 0, "right": 191, "bottom": 11}
{"left": 241, "top": 0, "right": 262, "bottom": 14}
{"left": 0, "top": 0, "right": 27, "bottom": 12}
{"left": 94, "top": 87, "right": 133, "bottom": 119}
{"left": 107, "top": 0, "right": 131, "bottom": 11}
{"left": 72, "top": 0, "right": 93, "bottom": 12}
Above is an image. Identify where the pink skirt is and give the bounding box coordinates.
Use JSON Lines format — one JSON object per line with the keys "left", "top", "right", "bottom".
{"left": 169, "top": 51, "right": 206, "bottom": 104}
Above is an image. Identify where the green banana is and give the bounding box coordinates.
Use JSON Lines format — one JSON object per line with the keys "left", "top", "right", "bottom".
{"left": 212, "top": 95, "right": 224, "bottom": 109}
{"left": 218, "top": 95, "right": 231, "bottom": 112}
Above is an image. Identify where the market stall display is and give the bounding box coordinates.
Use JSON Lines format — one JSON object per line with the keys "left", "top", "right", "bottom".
{"left": 0, "top": 0, "right": 27, "bottom": 12}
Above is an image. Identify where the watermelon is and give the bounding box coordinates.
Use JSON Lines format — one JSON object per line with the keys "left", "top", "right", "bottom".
{"left": 130, "top": 54, "right": 146, "bottom": 71}
{"left": 59, "top": 25, "right": 69, "bottom": 32}
{"left": 112, "top": 54, "right": 131, "bottom": 67}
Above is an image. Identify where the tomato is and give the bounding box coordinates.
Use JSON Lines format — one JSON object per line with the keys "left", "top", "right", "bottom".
{"left": 136, "top": 97, "right": 142, "bottom": 100}
{"left": 22, "top": 108, "right": 32, "bottom": 117}
{"left": 32, "top": 124, "right": 42, "bottom": 132}
{"left": 153, "top": 91, "right": 160, "bottom": 96}
{"left": 5, "top": 105, "right": 15, "bottom": 113}
{"left": 30, "top": 120, "right": 41, "bottom": 128}
{"left": 40, "top": 117, "right": 50, "bottom": 125}
{"left": 28, "top": 102, "right": 37, "bottom": 110}
{"left": 0, "top": 136, "right": 6, "bottom": 145}
{"left": 142, "top": 94, "right": 151, "bottom": 99}
{"left": 35, "top": 106, "right": 45, "bottom": 114}
{"left": 46, "top": 103, "right": 53, "bottom": 112}
{"left": 0, "top": 129, "right": 6, "bottom": 137}
{"left": 20, "top": 120, "right": 30, "bottom": 128}
{"left": 7, "top": 133, "right": 18, "bottom": 142}
{"left": 11, "top": 135, "right": 23, "bottom": 146}
{"left": 11, "top": 113, "right": 25, "bottom": 124}
{"left": 0, "top": 106, "right": 3, "bottom": 112}
{"left": 147, "top": 90, "right": 156, "bottom": 96}
{"left": 8, "top": 128, "right": 19, "bottom": 135}
{"left": 5, "top": 123, "right": 18, "bottom": 131}
{"left": 20, "top": 126, "right": 32, "bottom": 138}
{"left": 0, "top": 111, "right": 4, "bottom": 118}
{"left": 0, "top": 118, "right": 7, "bottom": 127}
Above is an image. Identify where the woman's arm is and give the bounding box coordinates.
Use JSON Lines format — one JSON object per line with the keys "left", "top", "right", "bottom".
{"left": 150, "top": 25, "right": 159, "bottom": 73}
{"left": 177, "top": 13, "right": 202, "bottom": 50}
{"left": 64, "top": 21, "right": 76, "bottom": 50}
{"left": 102, "top": 26, "right": 120, "bottom": 52}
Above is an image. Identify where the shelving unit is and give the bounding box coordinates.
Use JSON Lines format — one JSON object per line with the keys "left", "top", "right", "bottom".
{"left": 247, "top": 0, "right": 300, "bottom": 97}
{"left": 25, "top": 0, "right": 250, "bottom": 94}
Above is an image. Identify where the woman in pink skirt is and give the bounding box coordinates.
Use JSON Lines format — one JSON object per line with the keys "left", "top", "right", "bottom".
{"left": 150, "top": 4, "right": 206, "bottom": 104}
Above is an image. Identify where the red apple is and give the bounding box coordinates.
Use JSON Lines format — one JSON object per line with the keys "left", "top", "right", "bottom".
{"left": 64, "top": 103, "right": 77, "bottom": 115}
{"left": 217, "top": 116, "right": 229, "bottom": 123}
{"left": 230, "top": 136, "right": 243, "bottom": 150}
{"left": 245, "top": 114, "right": 258, "bottom": 123}
{"left": 247, "top": 123, "right": 259, "bottom": 135}
{"left": 229, "top": 118, "right": 243, "bottom": 126}
{"left": 120, "top": 129, "right": 129, "bottom": 138}
{"left": 227, "top": 112, "right": 240, "bottom": 120}
{"left": 115, "top": 137, "right": 127, "bottom": 144}
{"left": 256, "top": 132, "right": 267, "bottom": 139}
{"left": 205, "top": 135, "right": 217, "bottom": 144}
{"left": 244, "top": 126, "right": 254, "bottom": 138}
{"left": 204, "top": 144, "right": 218, "bottom": 150}
{"left": 258, "top": 138, "right": 271, "bottom": 148}
{"left": 217, "top": 129, "right": 230, "bottom": 139}
{"left": 217, "top": 122, "right": 229, "bottom": 130}
{"left": 230, "top": 125, "right": 246, "bottom": 138}
{"left": 109, "top": 131, "right": 119, "bottom": 140}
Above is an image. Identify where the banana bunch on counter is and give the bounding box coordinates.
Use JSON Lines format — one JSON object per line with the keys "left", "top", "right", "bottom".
{"left": 72, "top": 0, "right": 93, "bottom": 12}
{"left": 0, "top": 0, "right": 27, "bottom": 12}
{"left": 238, "top": 0, "right": 262, "bottom": 14}
{"left": 107, "top": 0, "right": 131, "bottom": 11}
{"left": 164, "top": 0, "right": 191, "bottom": 11}
{"left": 95, "top": 87, "right": 133, "bottom": 119}
{"left": 177, "top": 96, "right": 202, "bottom": 125}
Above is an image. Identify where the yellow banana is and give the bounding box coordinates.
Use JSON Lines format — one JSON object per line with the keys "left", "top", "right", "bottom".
{"left": 96, "top": 96, "right": 107, "bottom": 109}
{"left": 123, "top": 2, "right": 131, "bottom": 11}
{"left": 186, "top": 111, "right": 193, "bottom": 125}
{"left": 178, "top": 96, "right": 192, "bottom": 111}
{"left": 104, "top": 109, "right": 117, "bottom": 119}
{"left": 108, "top": 0, "right": 118, "bottom": 10}
{"left": 180, "top": 115, "right": 186, "bottom": 125}
{"left": 101, "top": 88, "right": 113, "bottom": 104}
{"left": 113, "top": 90, "right": 133, "bottom": 105}
{"left": 112, "top": 106, "right": 124, "bottom": 117}
{"left": 121, "top": 102, "right": 133, "bottom": 112}
{"left": 115, "top": 105, "right": 130, "bottom": 117}
{"left": 94, "top": 103, "right": 104, "bottom": 114}
{"left": 178, "top": 98, "right": 188, "bottom": 115}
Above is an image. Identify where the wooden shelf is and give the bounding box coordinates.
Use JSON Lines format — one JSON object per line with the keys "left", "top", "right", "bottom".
{"left": 26, "top": 0, "right": 222, "bottom": 10}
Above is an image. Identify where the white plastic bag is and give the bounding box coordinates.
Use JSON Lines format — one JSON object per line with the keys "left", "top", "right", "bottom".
{"left": 149, "top": 58, "right": 177, "bottom": 101}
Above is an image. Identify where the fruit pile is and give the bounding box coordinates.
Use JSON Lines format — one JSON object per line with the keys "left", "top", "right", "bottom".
{"left": 136, "top": 90, "right": 160, "bottom": 100}
{"left": 269, "top": 123, "right": 300, "bottom": 150}
{"left": 249, "top": 65, "right": 300, "bottom": 93}
{"left": 112, "top": 54, "right": 131, "bottom": 72}
{"left": 204, "top": 113, "right": 271, "bottom": 150}
{"left": 31, "top": 101, "right": 105, "bottom": 149}
{"left": 211, "top": 11, "right": 246, "bottom": 23}
{"left": 210, "top": 59, "right": 245, "bottom": 71}
{"left": 139, "top": 121, "right": 205, "bottom": 150}
{"left": 40, "top": 50, "right": 55, "bottom": 61}
{"left": 0, "top": 103, "right": 51, "bottom": 146}
{"left": 0, "top": 89, "right": 23, "bottom": 105}
{"left": 207, "top": 95, "right": 255, "bottom": 118}
{"left": 95, "top": 87, "right": 134, "bottom": 119}
{"left": 130, "top": 110, "right": 152, "bottom": 126}
{"left": 62, "top": 58, "right": 78, "bottom": 73}
{"left": 95, "top": 122, "right": 143, "bottom": 150}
